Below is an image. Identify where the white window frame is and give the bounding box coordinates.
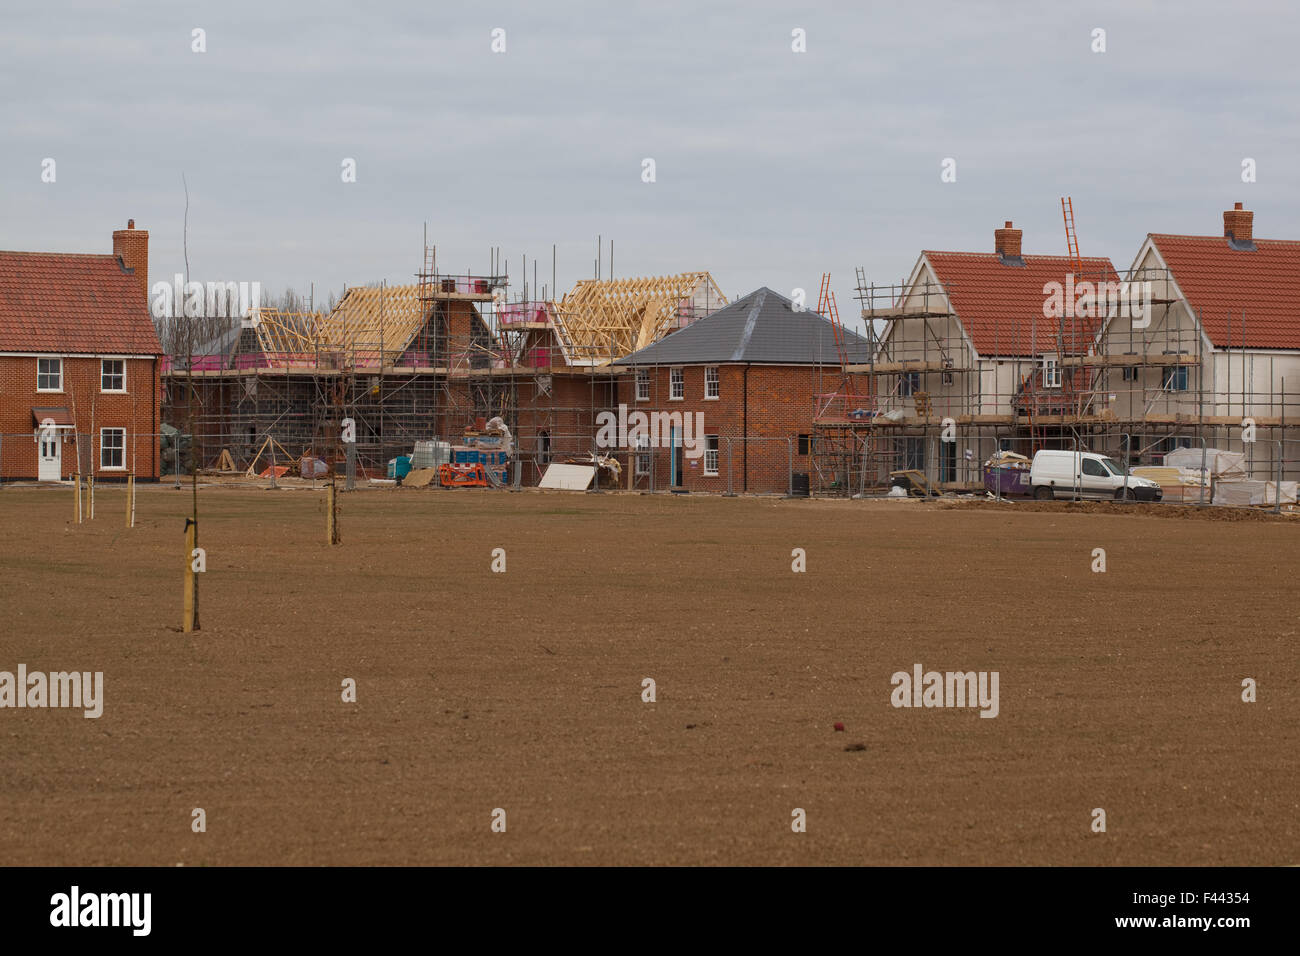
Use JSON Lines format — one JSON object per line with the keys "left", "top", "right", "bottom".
{"left": 101, "top": 358, "right": 126, "bottom": 393}
{"left": 1162, "top": 365, "right": 1188, "bottom": 392}
{"left": 635, "top": 367, "right": 650, "bottom": 402}
{"left": 1043, "top": 357, "right": 1062, "bottom": 389}
{"left": 37, "top": 357, "right": 62, "bottom": 392}
{"left": 704, "top": 366, "right": 720, "bottom": 400}
{"left": 704, "top": 436, "right": 719, "bottom": 476}
{"left": 100, "top": 427, "right": 126, "bottom": 471}
{"left": 634, "top": 435, "right": 651, "bottom": 476}
{"left": 669, "top": 367, "right": 684, "bottom": 401}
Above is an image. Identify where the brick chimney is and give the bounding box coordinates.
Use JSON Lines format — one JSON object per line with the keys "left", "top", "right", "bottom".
{"left": 112, "top": 219, "right": 149, "bottom": 307}
{"left": 1223, "top": 202, "right": 1253, "bottom": 242}
{"left": 994, "top": 220, "right": 1022, "bottom": 258}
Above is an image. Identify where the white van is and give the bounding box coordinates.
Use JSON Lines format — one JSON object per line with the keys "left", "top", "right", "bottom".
{"left": 1029, "top": 450, "right": 1162, "bottom": 501}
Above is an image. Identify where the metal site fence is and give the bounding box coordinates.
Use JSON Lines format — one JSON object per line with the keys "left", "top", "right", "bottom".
{"left": 0, "top": 431, "right": 172, "bottom": 484}
{"left": 509, "top": 434, "right": 800, "bottom": 496}
{"left": 70, "top": 427, "right": 807, "bottom": 497}
{"left": 6, "top": 426, "right": 1297, "bottom": 515}
{"left": 812, "top": 426, "right": 1300, "bottom": 514}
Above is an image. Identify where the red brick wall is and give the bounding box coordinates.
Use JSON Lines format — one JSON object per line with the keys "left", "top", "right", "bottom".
{"left": 0, "top": 354, "right": 160, "bottom": 480}
{"left": 511, "top": 374, "right": 615, "bottom": 484}
{"left": 613, "top": 364, "right": 821, "bottom": 493}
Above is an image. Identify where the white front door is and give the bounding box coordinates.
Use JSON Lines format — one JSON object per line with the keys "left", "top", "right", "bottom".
{"left": 38, "top": 435, "right": 61, "bottom": 481}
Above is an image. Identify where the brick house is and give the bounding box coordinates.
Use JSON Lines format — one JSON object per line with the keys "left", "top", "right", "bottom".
{"left": 611, "top": 287, "right": 871, "bottom": 493}
{"left": 0, "top": 221, "right": 163, "bottom": 481}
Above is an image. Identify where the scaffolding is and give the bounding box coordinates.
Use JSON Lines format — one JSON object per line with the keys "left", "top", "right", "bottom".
{"left": 162, "top": 246, "right": 725, "bottom": 485}
{"left": 808, "top": 263, "right": 1300, "bottom": 495}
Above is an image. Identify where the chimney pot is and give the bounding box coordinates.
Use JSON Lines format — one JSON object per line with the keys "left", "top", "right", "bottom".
{"left": 1233, "top": 203, "right": 1242, "bottom": 210}
{"left": 127, "top": 218, "right": 135, "bottom": 228}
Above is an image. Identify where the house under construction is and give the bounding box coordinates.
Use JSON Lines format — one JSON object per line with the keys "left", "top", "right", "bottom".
{"left": 164, "top": 249, "right": 725, "bottom": 482}
{"left": 810, "top": 203, "right": 1300, "bottom": 494}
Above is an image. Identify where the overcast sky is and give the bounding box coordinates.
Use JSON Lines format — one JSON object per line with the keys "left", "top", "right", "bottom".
{"left": 3, "top": 0, "right": 1298, "bottom": 329}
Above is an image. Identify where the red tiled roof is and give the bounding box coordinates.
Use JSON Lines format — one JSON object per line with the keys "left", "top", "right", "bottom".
{"left": 924, "top": 251, "right": 1118, "bottom": 357}
{"left": 1149, "top": 234, "right": 1300, "bottom": 350}
{"left": 0, "top": 251, "right": 163, "bottom": 354}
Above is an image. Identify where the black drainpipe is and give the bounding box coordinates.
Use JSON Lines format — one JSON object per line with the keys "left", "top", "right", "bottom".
{"left": 742, "top": 364, "right": 750, "bottom": 492}
{"left": 152, "top": 356, "right": 158, "bottom": 479}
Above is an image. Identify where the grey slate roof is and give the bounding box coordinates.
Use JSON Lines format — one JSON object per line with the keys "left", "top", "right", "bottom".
{"left": 613, "top": 287, "right": 874, "bottom": 366}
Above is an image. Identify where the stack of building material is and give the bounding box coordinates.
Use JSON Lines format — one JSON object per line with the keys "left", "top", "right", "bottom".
{"left": 299, "top": 456, "right": 328, "bottom": 478}
{"left": 1131, "top": 466, "right": 1204, "bottom": 502}
{"left": 539, "top": 463, "right": 595, "bottom": 490}
{"left": 402, "top": 468, "right": 438, "bottom": 488}
{"left": 1213, "top": 480, "right": 1297, "bottom": 506}
{"left": 1164, "top": 447, "right": 1246, "bottom": 480}
{"left": 411, "top": 441, "right": 452, "bottom": 470}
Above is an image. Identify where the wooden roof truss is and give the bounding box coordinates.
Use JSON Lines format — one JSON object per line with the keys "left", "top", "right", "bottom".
{"left": 251, "top": 284, "right": 429, "bottom": 365}
{"left": 554, "top": 272, "right": 725, "bottom": 364}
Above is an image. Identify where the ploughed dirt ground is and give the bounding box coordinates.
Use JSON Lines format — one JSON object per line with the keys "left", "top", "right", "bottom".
{"left": 0, "top": 483, "right": 1296, "bottom": 866}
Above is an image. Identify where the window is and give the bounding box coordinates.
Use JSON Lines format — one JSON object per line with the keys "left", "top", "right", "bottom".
{"left": 1082, "top": 458, "right": 1107, "bottom": 478}
{"left": 101, "top": 358, "right": 126, "bottom": 392}
{"left": 1121, "top": 366, "right": 1138, "bottom": 381}
{"left": 705, "top": 367, "right": 719, "bottom": 399}
{"left": 670, "top": 367, "right": 684, "bottom": 400}
{"left": 940, "top": 441, "right": 956, "bottom": 483}
{"left": 900, "top": 437, "right": 925, "bottom": 471}
{"left": 1043, "top": 357, "right": 1062, "bottom": 389}
{"left": 704, "top": 436, "right": 719, "bottom": 476}
{"left": 1162, "top": 366, "right": 1188, "bottom": 391}
{"left": 100, "top": 428, "right": 126, "bottom": 470}
{"left": 538, "top": 430, "right": 551, "bottom": 465}
{"left": 900, "top": 371, "right": 920, "bottom": 397}
{"left": 37, "top": 357, "right": 62, "bottom": 391}
{"left": 634, "top": 435, "right": 651, "bottom": 476}
{"left": 635, "top": 367, "right": 650, "bottom": 401}
{"left": 798, "top": 434, "right": 811, "bottom": 456}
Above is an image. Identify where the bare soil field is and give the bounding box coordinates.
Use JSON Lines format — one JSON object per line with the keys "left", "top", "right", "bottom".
{"left": 0, "top": 483, "right": 1296, "bottom": 866}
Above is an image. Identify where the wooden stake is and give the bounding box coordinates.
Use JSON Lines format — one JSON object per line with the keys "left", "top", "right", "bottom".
{"left": 126, "top": 474, "right": 135, "bottom": 528}
{"left": 327, "top": 482, "right": 339, "bottom": 545}
{"left": 74, "top": 473, "right": 82, "bottom": 523}
{"left": 88, "top": 475, "right": 95, "bottom": 520}
{"left": 183, "top": 518, "right": 197, "bottom": 633}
